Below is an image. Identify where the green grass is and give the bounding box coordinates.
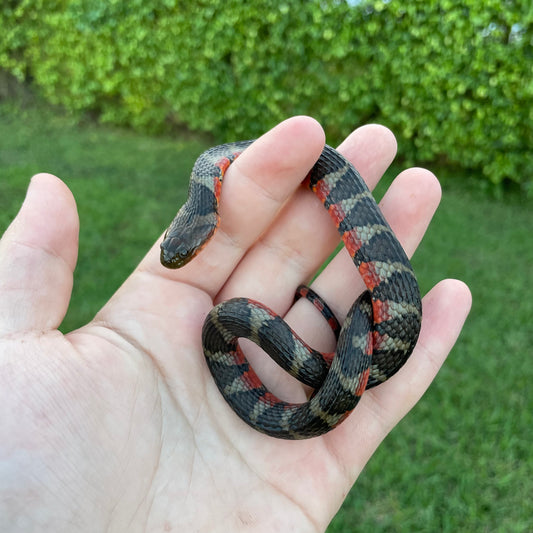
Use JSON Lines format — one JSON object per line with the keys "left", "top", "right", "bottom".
{"left": 1, "top": 100, "right": 532, "bottom": 532}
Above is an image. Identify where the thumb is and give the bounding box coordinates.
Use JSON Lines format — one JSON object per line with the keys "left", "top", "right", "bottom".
{"left": 0, "top": 174, "right": 79, "bottom": 335}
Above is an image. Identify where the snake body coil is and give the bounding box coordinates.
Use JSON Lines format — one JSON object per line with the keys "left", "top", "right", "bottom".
{"left": 161, "top": 140, "right": 422, "bottom": 439}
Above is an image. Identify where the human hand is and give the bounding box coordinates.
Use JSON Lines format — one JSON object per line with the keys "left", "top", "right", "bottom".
{"left": 0, "top": 117, "right": 471, "bottom": 532}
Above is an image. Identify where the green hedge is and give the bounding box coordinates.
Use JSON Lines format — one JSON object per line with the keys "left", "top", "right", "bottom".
{"left": 1, "top": 0, "right": 531, "bottom": 190}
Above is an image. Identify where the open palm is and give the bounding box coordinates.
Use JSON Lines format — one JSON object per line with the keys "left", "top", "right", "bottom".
{"left": 0, "top": 117, "right": 470, "bottom": 532}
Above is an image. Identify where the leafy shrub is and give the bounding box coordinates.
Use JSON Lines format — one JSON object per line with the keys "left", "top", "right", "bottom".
{"left": 1, "top": 0, "right": 531, "bottom": 190}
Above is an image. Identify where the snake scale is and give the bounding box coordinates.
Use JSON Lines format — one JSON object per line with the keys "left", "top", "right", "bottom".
{"left": 160, "top": 140, "right": 422, "bottom": 439}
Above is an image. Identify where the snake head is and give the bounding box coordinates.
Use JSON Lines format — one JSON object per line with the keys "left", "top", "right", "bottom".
{"left": 160, "top": 208, "right": 219, "bottom": 269}
{"left": 160, "top": 235, "right": 197, "bottom": 268}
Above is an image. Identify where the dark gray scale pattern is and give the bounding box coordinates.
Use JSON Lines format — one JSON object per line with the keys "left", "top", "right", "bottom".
{"left": 163, "top": 140, "right": 422, "bottom": 439}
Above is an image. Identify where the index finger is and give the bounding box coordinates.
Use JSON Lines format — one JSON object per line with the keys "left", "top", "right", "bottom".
{"left": 137, "top": 116, "right": 326, "bottom": 297}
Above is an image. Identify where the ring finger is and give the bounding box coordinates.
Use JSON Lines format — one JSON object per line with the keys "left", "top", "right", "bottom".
{"left": 290, "top": 167, "right": 441, "bottom": 356}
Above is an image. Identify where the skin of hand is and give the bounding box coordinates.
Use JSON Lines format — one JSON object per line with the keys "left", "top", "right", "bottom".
{"left": 0, "top": 117, "right": 471, "bottom": 533}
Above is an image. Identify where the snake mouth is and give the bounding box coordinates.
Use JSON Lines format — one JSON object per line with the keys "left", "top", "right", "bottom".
{"left": 160, "top": 222, "right": 217, "bottom": 269}
{"left": 160, "top": 231, "right": 212, "bottom": 269}
{"left": 159, "top": 238, "right": 194, "bottom": 269}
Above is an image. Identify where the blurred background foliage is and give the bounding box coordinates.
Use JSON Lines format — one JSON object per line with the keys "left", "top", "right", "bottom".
{"left": 1, "top": 0, "right": 532, "bottom": 192}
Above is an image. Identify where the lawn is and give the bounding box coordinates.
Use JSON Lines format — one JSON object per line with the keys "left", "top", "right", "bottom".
{"left": 1, "top": 99, "right": 532, "bottom": 532}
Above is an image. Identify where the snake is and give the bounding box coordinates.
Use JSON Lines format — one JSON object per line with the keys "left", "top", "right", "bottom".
{"left": 160, "top": 140, "right": 422, "bottom": 440}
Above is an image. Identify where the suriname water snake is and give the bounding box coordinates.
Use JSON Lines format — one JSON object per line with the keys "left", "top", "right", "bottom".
{"left": 160, "top": 140, "right": 422, "bottom": 440}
